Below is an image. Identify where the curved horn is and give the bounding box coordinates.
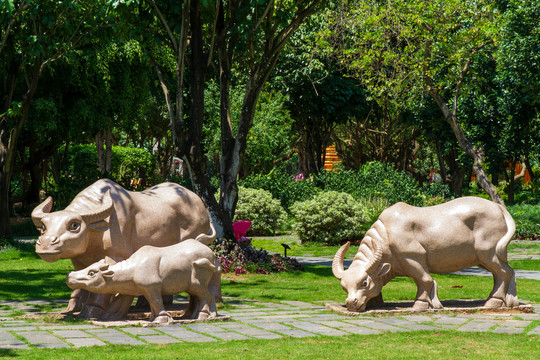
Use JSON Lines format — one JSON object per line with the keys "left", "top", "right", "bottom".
{"left": 332, "top": 241, "right": 351, "bottom": 280}
{"left": 31, "top": 196, "right": 53, "bottom": 226}
{"left": 81, "top": 190, "right": 113, "bottom": 224}
{"left": 365, "top": 241, "right": 383, "bottom": 273}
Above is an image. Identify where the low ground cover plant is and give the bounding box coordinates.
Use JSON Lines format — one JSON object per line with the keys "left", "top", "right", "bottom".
{"left": 211, "top": 237, "right": 303, "bottom": 275}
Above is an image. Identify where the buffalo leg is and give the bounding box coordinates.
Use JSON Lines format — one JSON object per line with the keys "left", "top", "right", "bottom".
{"left": 65, "top": 289, "right": 88, "bottom": 313}
{"left": 403, "top": 259, "right": 443, "bottom": 311}
{"left": 144, "top": 289, "right": 172, "bottom": 324}
{"left": 101, "top": 294, "right": 134, "bottom": 320}
{"left": 78, "top": 293, "right": 110, "bottom": 319}
{"left": 482, "top": 259, "right": 518, "bottom": 308}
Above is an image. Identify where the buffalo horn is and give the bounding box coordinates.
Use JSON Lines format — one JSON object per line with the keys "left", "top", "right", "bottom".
{"left": 31, "top": 196, "right": 53, "bottom": 226}
{"left": 332, "top": 241, "right": 351, "bottom": 280}
{"left": 365, "top": 241, "right": 383, "bottom": 273}
{"left": 81, "top": 190, "right": 114, "bottom": 224}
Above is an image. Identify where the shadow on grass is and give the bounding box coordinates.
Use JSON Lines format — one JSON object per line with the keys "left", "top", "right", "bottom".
{"left": 0, "top": 269, "right": 71, "bottom": 300}
{"left": 0, "top": 349, "right": 20, "bottom": 358}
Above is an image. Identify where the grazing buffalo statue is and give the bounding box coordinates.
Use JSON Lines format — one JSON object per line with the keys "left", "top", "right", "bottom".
{"left": 332, "top": 197, "right": 519, "bottom": 312}
{"left": 66, "top": 240, "right": 221, "bottom": 323}
{"left": 31, "top": 179, "right": 215, "bottom": 318}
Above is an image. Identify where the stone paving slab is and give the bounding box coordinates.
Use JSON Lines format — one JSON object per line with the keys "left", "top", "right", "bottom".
{"left": 139, "top": 335, "right": 181, "bottom": 344}
{"left": 67, "top": 337, "right": 107, "bottom": 347}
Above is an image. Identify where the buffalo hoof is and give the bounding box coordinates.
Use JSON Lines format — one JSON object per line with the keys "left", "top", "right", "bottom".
{"left": 196, "top": 311, "right": 211, "bottom": 320}
{"left": 484, "top": 297, "right": 504, "bottom": 308}
{"left": 152, "top": 314, "right": 173, "bottom": 324}
{"left": 412, "top": 300, "right": 430, "bottom": 312}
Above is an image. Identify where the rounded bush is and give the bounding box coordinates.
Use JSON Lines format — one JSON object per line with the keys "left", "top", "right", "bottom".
{"left": 290, "top": 191, "right": 368, "bottom": 244}
{"left": 234, "top": 187, "right": 287, "bottom": 235}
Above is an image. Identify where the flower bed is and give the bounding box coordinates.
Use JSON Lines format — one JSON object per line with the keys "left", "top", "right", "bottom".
{"left": 211, "top": 237, "right": 303, "bottom": 274}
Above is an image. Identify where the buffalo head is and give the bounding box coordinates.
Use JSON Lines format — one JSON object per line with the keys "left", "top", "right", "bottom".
{"left": 66, "top": 259, "right": 115, "bottom": 292}
{"left": 332, "top": 240, "right": 391, "bottom": 312}
{"left": 31, "top": 191, "right": 113, "bottom": 262}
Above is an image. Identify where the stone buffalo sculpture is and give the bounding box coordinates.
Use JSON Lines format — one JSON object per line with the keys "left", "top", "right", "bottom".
{"left": 66, "top": 239, "right": 221, "bottom": 323}
{"left": 31, "top": 179, "right": 215, "bottom": 317}
{"left": 332, "top": 197, "right": 519, "bottom": 312}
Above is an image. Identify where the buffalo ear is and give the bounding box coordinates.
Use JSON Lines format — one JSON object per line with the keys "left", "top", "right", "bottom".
{"left": 375, "top": 263, "right": 391, "bottom": 278}
{"left": 88, "top": 220, "right": 110, "bottom": 232}
{"left": 102, "top": 269, "right": 115, "bottom": 278}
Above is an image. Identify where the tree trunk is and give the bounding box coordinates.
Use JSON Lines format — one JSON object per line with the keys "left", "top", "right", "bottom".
{"left": 187, "top": 0, "right": 234, "bottom": 239}
{"left": 0, "top": 172, "right": 11, "bottom": 238}
{"left": 434, "top": 138, "right": 448, "bottom": 182}
{"left": 0, "top": 59, "right": 42, "bottom": 237}
{"left": 507, "top": 159, "right": 516, "bottom": 204}
{"left": 429, "top": 89, "right": 503, "bottom": 204}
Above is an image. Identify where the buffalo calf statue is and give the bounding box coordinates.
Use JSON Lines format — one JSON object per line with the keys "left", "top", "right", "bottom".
{"left": 66, "top": 240, "right": 221, "bottom": 323}
{"left": 31, "top": 179, "right": 216, "bottom": 319}
{"left": 332, "top": 197, "right": 519, "bottom": 312}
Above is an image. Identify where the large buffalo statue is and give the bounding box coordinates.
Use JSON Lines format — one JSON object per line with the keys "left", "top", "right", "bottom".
{"left": 332, "top": 197, "right": 519, "bottom": 312}
{"left": 31, "top": 179, "right": 215, "bottom": 318}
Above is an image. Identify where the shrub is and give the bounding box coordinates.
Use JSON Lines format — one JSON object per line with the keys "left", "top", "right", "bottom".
{"left": 290, "top": 191, "right": 368, "bottom": 244}
{"left": 234, "top": 187, "right": 287, "bottom": 235}
{"left": 317, "top": 162, "right": 425, "bottom": 206}
{"left": 239, "top": 167, "right": 319, "bottom": 211}
{"left": 508, "top": 204, "right": 540, "bottom": 239}
{"left": 356, "top": 197, "right": 390, "bottom": 232}
{"left": 211, "top": 237, "right": 303, "bottom": 274}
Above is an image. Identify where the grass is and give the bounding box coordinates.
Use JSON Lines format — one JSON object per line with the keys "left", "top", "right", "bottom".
{"left": 251, "top": 236, "right": 349, "bottom": 258}
{"left": 2, "top": 332, "right": 539, "bottom": 359}
{"left": 220, "top": 265, "right": 540, "bottom": 304}
{"left": 253, "top": 236, "right": 540, "bottom": 262}
{"left": 0, "top": 242, "right": 73, "bottom": 300}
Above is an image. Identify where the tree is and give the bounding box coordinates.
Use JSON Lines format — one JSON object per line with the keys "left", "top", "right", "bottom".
{"left": 112, "top": 0, "right": 325, "bottom": 238}
{"left": 0, "top": 0, "right": 110, "bottom": 237}
{"left": 326, "top": 0, "right": 504, "bottom": 203}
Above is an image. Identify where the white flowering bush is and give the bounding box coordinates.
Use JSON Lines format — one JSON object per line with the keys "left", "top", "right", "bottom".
{"left": 291, "top": 191, "right": 368, "bottom": 244}
{"left": 234, "top": 187, "right": 287, "bottom": 235}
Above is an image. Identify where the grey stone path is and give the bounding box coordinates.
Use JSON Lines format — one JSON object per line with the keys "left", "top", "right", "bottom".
{"left": 0, "top": 296, "right": 539, "bottom": 350}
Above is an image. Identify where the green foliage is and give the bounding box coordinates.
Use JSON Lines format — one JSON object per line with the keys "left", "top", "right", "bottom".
{"left": 241, "top": 161, "right": 453, "bottom": 217}
{"left": 290, "top": 191, "right": 368, "bottom": 244}
{"left": 234, "top": 187, "right": 287, "bottom": 235}
{"left": 204, "top": 82, "right": 296, "bottom": 177}
{"left": 318, "top": 162, "right": 425, "bottom": 206}
{"left": 239, "top": 166, "right": 321, "bottom": 211}
{"left": 507, "top": 204, "right": 540, "bottom": 239}
{"left": 110, "top": 146, "right": 156, "bottom": 188}
{"left": 49, "top": 144, "right": 156, "bottom": 207}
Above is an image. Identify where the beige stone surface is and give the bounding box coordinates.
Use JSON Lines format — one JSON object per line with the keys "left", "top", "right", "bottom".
{"left": 31, "top": 179, "right": 215, "bottom": 318}
{"left": 333, "top": 197, "right": 518, "bottom": 312}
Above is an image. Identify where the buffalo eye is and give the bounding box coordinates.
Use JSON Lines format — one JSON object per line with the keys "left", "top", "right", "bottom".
{"left": 361, "top": 280, "right": 368, "bottom": 288}
{"left": 88, "top": 271, "right": 96, "bottom": 277}
{"left": 68, "top": 221, "right": 81, "bottom": 232}
{"left": 38, "top": 225, "right": 46, "bottom": 235}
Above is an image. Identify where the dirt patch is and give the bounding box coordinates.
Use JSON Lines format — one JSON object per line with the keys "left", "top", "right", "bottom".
{"left": 326, "top": 300, "right": 534, "bottom": 316}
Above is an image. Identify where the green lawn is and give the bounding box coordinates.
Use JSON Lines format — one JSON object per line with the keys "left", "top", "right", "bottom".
{"left": 3, "top": 332, "right": 538, "bottom": 360}
{"left": 1, "top": 241, "right": 539, "bottom": 304}
{"left": 253, "top": 237, "right": 540, "bottom": 259}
